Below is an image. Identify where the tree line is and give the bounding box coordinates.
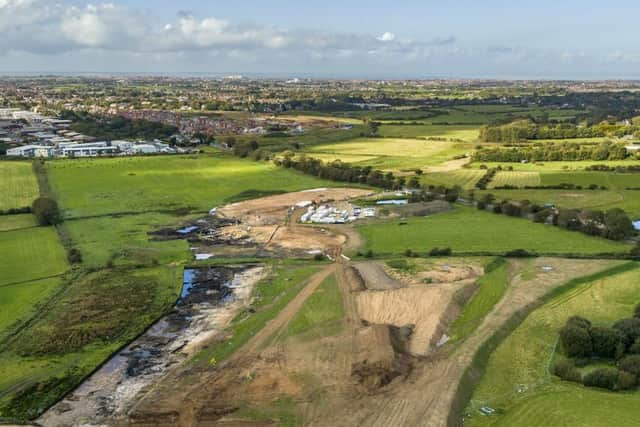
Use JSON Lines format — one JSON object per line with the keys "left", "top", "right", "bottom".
{"left": 473, "top": 141, "right": 630, "bottom": 162}
{"left": 479, "top": 119, "right": 640, "bottom": 143}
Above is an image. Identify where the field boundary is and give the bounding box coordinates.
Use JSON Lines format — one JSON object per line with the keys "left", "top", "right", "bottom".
{"left": 446, "top": 261, "right": 639, "bottom": 427}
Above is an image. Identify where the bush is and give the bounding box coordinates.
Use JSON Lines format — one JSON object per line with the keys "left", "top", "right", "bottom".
{"left": 634, "top": 303, "right": 640, "bottom": 319}
{"left": 629, "top": 338, "right": 640, "bottom": 355}
{"left": 504, "top": 248, "right": 534, "bottom": 258}
{"left": 404, "top": 249, "right": 414, "bottom": 257}
{"left": 619, "top": 355, "right": 640, "bottom": 377}
{"left": 553, "top": 359, "right": 582, "bottom": 383}
{"left": 590, "top": 327, "right": 624, "bottom": 359}
{"left": 617, "top": 370, "right": 637, "bottom": 390}
{"left": 567, "top": 316, "right": 592, "bottom": 330}
{"left": 313, "top": 253, "right": 324, "bottom": 261}
{"left": 429, "top": 247, "right": 452, "bottom": 257}
{"left": 583, "top": 368, "right": 618, "bottom": 390}
{"left": 364, "top": 250, "right": 374, "bottom": 258}
{"left": 613, "top": 318, "right": 640, "bottom": 349}
{"left": 32, "top": 197, "right": 61, "bottom": 226}
{"left": 560, "top": 324, "right": 593, "bottom": 358}
{"left": 67, "top": 248, "right": 83, "bottom": 264}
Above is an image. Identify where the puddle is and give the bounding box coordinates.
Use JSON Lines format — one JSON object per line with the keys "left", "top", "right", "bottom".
{"left": 39, "top": 265, "right": 265, "bottom": 427}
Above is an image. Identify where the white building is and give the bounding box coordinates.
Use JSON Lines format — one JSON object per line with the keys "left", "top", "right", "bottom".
{"left": 60, "top": 141, "right": 118, "bottom": 157}
{"left": 7, "top": 145, "right": 54, "bottom": 158}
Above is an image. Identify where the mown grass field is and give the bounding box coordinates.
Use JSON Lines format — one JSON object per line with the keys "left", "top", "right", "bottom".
{"left": 0, "top": 214, "right": 37, "bottom": 232}
{"left": 422, "top": 169, "right": 485, "bottom": 189}
{"left": 357, "top": 206, "right": 630, "bottom": 255}
{"left": 488, "top": 171, "right": 541, "bottom": 188}
{"left": 0, "top": 226, "right": 68, "bottom": 287}
{"left": 465, "top": 263, "right": 640, "bottom": 426}
{"left": 377, "top": 124, "right": 479, "bottom": 141}
{"left": 309, "top": 137, "right": 471, "bottom": 171}
{"left": 0, "top": 161, "right": 39, "bottom": 210}
{"left": 449, "top": 259, "right": 509, "bottom": 342}
{"left": 47, "top": 154, "right": 340, "bottom": 218}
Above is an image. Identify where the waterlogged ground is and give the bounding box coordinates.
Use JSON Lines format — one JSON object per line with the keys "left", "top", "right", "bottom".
{"left": 38, "top": 265, "right": 265, "bottom": 426}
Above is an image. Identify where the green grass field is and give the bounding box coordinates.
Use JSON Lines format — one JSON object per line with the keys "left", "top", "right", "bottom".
{"left": 449, "top": 259, "right": 509, "bottom": 342}
{"left": 0, "top": 214, "right": 37, "bottom": 232}
{"left": 47, "top": 154, "right": 340, "bottom": 218}
{"left": 64, "top": 213, "right": 191, "bottom": 268}
{"left": 377, "top": 124, "right": 479, "bottom": 141}
{"left": 489, "top": 171, "right": 541, "bottom": 188}
{"left": 0, "top": 277, "right": 62, "bottom": 337}
{"left": 465, "top": 264, "right": 640, "bottom": 426}
{"left": 309, "top": 137, "right": 471, "bottom": 171}
{"left": 422, "top": 169, "right": 485, "bottom": 189}
{"left": 0, "top": 226, "right": 68, "bottom": 287}
{"left": 357, "top": 206, "right": 630, "bottom": 255}
{"left": 285, "top": 273, "right": 344, "bottom": 341}
{"left": 0, "top": 161, "right": 39, "bottom": 211}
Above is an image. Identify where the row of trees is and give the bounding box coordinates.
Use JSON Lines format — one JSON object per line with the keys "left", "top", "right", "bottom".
{"left": 476, "top": 194, "right": 635, "bottom": 241}
{"left": 479, "top": 119, "right": 640, "bottom": 143}
{"left": 473, "top": 141, "right": 629, "bottom": 162}
{"left": 276, "top": 154, "right": 407, "bottom": 190}
{"left": 555, "top": 311, "right": 640, "bottom": 391}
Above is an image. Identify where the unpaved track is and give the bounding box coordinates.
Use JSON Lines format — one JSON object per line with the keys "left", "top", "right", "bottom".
{"left": 127, "top": 264, "right": 337, "bottom": 426}
{"left": 353, "top": 262, "right": 403, "bottom": 290}
{"left": 321, "top": 258, "right": 620, "bottom": 427}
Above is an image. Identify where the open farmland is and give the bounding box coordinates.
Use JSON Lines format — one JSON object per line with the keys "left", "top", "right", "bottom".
{"left": 0, "top": 161, "right": 39, "bottom": 210}
{"left": 465, "top": 263, "right": 640, "bottom": 427}
{"left": 0, "top": 226, "right": 68, "bottom": 287}
{"left": 488, "top": 171, "right": 541, "bottom": 188}
{"left": 47, "top": 154, "right": 340, "bottom": 217}
{"left": 309, "top": 137, "right": 472, "bottom": 171}
{"left": 357, "top": 206, "right": 630, "bottom": 255}
{"left": 422, "top": 169, "right": 485, "bottom": 189}
{"left": 377, "top": 124, "right": 479, "bottom": 141}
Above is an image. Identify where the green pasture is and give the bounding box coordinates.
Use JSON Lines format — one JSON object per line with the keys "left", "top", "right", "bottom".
{"left": 357, "top": 206, "right": 630, "bottom": 256}
{"left": 47, "top": 154, "right": 339, "bottom": 218}
{"left": 466, "top": 264, "right": 640, "bottom": 427}
{"left": 0, "top": 161, "right": 39, "bottom": 210}
{"left": 0, "top": 214, "right": 37, "bottom": 232}
{"left": 0, "top": 226, "right": 68, "bottom": 287}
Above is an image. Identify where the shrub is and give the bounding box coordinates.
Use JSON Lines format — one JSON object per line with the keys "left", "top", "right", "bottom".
{"left": 567, "top": 316, "right": 592, "bottom": 330}
{"left": 364, "top": 250, "right": 374, "bottom": 258}
{"left": 429, "top": 247, "right": 452, "bottom": 257}
{"left": 634, "top": 303, "right": 640, "bottom": 319}
{"left": 629, "top": 338, "right": 640, "bottom": 355}
{"left": 32, "top": 197, "right": 61, "bottom": 226}
{"left": 404, "top": 249, "right": 414, "bottom": 257}
{"left": 560, "top": 324, "right": 593, "bottom": 358}
{"left": 617, "top": 370, "right": 637, "bottom": 390}
{"left": 590, "top": 327, "right": 624, "bottom": 359}
{"left": 613, "top": 318, "right": 640, "bottom": 349}
{"left": 313, "top": 253, "right": 324, "bottom": 261}
{"left": 553, "top": 359, "right": 582, "bottom": 383}
{"left": 619, "top": 355, "right": 640, "bottom": 377}
{"left": 504, "top": 249, "right": 534, "bottom": 258}
{"left": 67, "top": 248, "right": 83, "bottom": 264}
{"left": 583, "top": 368, "right": 618, "bottom": 390}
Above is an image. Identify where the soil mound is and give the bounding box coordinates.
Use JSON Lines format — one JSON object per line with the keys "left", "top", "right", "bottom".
{"left": 351, "top": 324, "right": 412, "bottom": 390}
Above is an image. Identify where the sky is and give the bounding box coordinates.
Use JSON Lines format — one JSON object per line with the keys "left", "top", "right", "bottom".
{"left": 1, "top": 0, "right": 639, "bottom": 79}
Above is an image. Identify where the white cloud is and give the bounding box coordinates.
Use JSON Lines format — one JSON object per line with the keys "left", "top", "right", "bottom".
{"left": 377, "top": 32, "right": 396, "bottom": 42}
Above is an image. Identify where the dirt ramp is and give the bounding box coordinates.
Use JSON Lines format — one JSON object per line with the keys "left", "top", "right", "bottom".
{"left": 355, "top": 286, "right": 460, "bottom": 356}
{"left": 354, "top": 262, "right": 404, "bottom": 290}
{"left": 351, "top": 325, "right": 412, "bottom": 390}
{"left": 344, "top": 266, "right": 366, "bottom": 292}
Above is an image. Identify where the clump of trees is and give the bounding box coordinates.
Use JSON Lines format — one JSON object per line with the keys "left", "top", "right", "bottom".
{"left": 59, "top": 110, "right": 178, "bottom": 141}
{"left": 479, "top": 119, "right": 640, "bottom": 143}
{"left": 32, "top": 197, "right": 61, "bottom": 226}
{"left": 474, "top": 140, "right": 629, "bottom": 163}
{"left": 553, "top": 307, "right": 640, "bottom": 391}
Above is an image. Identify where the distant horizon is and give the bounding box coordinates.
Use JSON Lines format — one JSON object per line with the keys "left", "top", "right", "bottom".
{"left": 1, "top": 70, "right": 640, "bottom": 82}
{"left": 2, "top": 1, "right": 640, "bottom": 79}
